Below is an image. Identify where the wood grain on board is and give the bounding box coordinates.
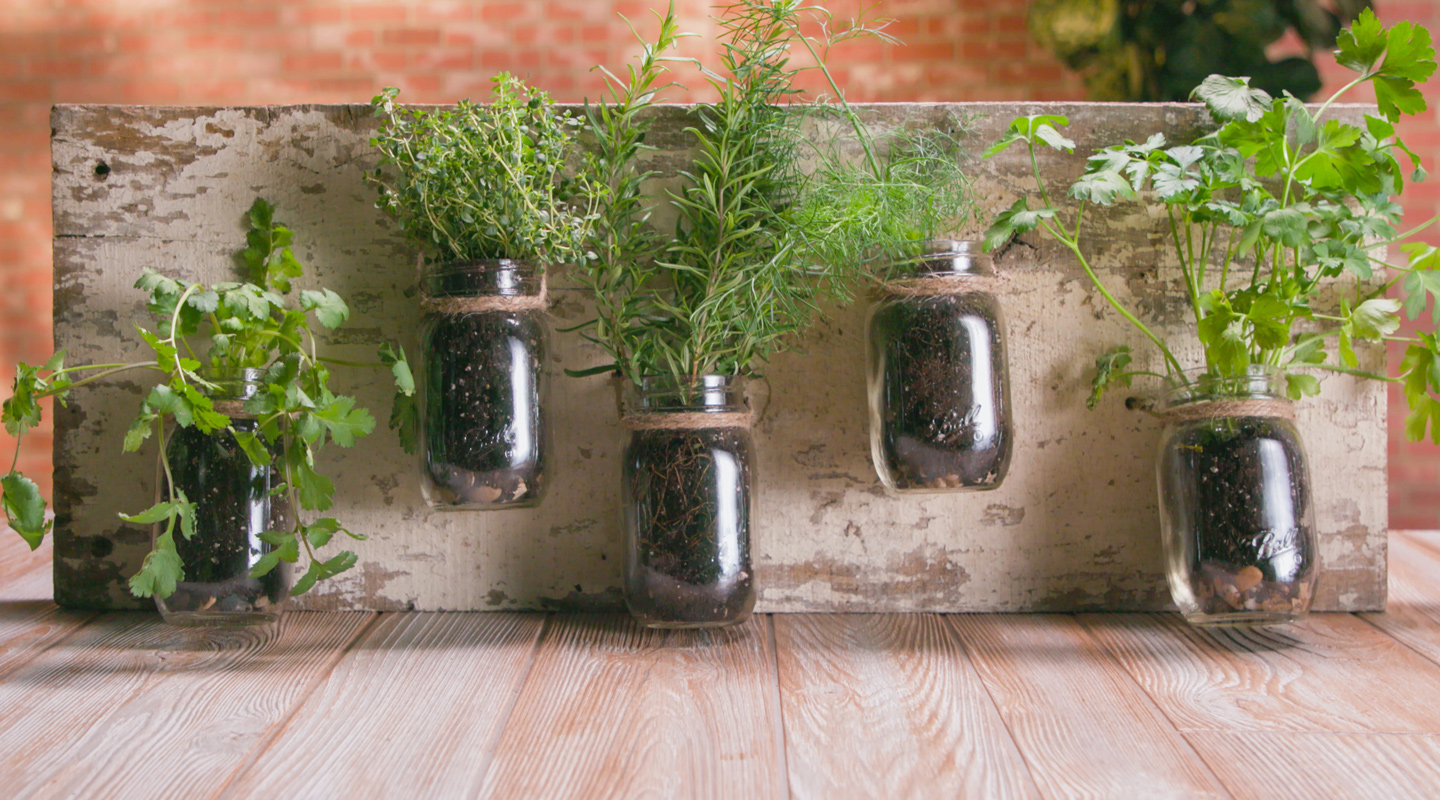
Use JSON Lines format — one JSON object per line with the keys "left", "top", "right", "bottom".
{"left": 1082, "top": 610, "right": 1440, "bottom": 734}
{"left": 949, "top": 614, "right": 1230, "bottom": 799}
{"left": 221, "top": 613, "right": 544, "bottom": 800}
{"left": 0, "top": 565, "right": 96, "bottom": 683}
{"left": 50, "top": 102, "right": 1388, "bottom": 612}
{"left": 774, "top": 614, "right": 1039, "bottom": 800}
{"left": 478, "top": 614, "right": 787, "bottom": 800}
{"left": 0, "top": 612, "right": 371, "bottom": 799}
{"left": 1186, "top": 731, "right": 1440, "bottom": 800}
{"left": 1360, "top": 532, "right": 1440, "bottom": 668}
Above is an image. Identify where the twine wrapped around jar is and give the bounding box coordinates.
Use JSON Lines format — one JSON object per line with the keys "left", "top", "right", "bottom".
{"left": 621, "top": 411, "right": 753, "bottom": 431}
{"left": 878, "top": 275, "right": 1002, "bottom": 297}
{"left": 420, "top": 279, "right": 549, "bottom": 314}
{"left": 1161, "top": 398, "right": 1295, "bottom": 423}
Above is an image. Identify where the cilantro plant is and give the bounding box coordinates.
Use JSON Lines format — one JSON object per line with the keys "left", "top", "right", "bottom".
{"left": 368, "top": 74, "right": 594, "bottom": 266}
{"left": 983, "top": 11, "right": 1440, "bottom": 439}
{"left": 1, "top": 198, "right": 416, "bottom": 599}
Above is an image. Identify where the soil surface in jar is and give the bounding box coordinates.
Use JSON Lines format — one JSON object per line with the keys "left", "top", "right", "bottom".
{"left": 163, "top": 422, "right": 287, "bottom": 614}
{"left": 624, "top": 427, "right": 755, "bottom": 626}
{"left": 422, "top": 311, "right": 546, "bottom": 508}
{"left": 1164, "top": 416, "right": 1315, "bottom": 617}
{"left": 871, "top": 292, "right": 1011, "bottom": 490}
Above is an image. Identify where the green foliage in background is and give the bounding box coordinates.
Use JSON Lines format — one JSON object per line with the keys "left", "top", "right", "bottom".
{"left": 1029, "top": 0, "right": 1372, "bottom": 102}
{"left": 985, "top": 12, "right": 1440, "bottom": 441}
{"left": 1, "top": 199, "right": 416, "bottom": 598}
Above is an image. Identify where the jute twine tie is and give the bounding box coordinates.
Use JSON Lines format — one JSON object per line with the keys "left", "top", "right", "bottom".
{"left": 420, "top": 281, "right": 549, "bottom": 314}
{"left": 1162, "top": 398, "right": 1295, "bottom": 423}
{"left": 621, "top": 410, "right": 753, "bottom": 431}
{"left": 212, "top": 400, "right": 253, "bottom": 419}
{"left": 880, "top": 275, "right": 1002, "bottom": 297}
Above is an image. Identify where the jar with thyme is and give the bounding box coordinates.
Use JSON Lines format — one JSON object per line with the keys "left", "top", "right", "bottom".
{"left": 866, "top": 240, "right": 1012, "bottom": 493}
{"left": 419, "top": 260, "right": 548, "bottom": 510}
{"left": 621, "top": 375, "right": 755, "bottom": 628}
{"left": 155, "top": 379, "right": 291, "bottom": 626}
{"left": 1157, "top": 369, "right": 1317, "bottom": 626}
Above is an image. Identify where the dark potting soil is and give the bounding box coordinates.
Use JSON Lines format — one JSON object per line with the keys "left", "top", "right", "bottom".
{"left": 622, "top": 427, "right": 755, "bottom": 627}
{"left": 869, "top": 292, "right": 1011, "bottom": 491}
{"left": 421, "top": 311, "right": 547, "bottom": 508}
{"left": 161, "top": 421, "right": 288, "bottom": 616}
{"left": 1162, "top": 415, "right": 1316, "bottom": 617}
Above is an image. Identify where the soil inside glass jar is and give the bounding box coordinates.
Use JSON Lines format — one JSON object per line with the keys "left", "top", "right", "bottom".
{"left": 161, "top": 421, "right": 287, "bottom": 617}
{"left": 871, "top": 291, "right": 1010, "bottom": 490}
{"left": 624, "top": 427, "right": 754, "bottom": 627}
{"left": 422, "top": 311, "right": 546, "bottom": 507}
{"left": 1164, "top": 415, "right": 1315, "bottom": 617}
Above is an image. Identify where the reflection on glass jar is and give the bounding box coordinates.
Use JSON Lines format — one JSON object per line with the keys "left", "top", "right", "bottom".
{"left": 866, "top": 241, "right": 1012, "bottom": 493}
{"left": 1157, "top": 369, "right": 1317, "bottom": 626}
{"left": 155, "top": 383, "right": 290, "bottom": 626}
{"left": 419, "top": 260, "right": 548, "bottom": 510}
{"left": 622, "top": 375, "right": 755, "bottom": 629}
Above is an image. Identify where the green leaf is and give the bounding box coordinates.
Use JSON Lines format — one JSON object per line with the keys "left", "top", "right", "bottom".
{"left": 983, "top": 115, "right": 1073, "bottom": 158}
{"left": 1, "top": 472, "right": 50, "bottom": 549}
{"left": 294, "top": 457, "right": 336, "bottom": 511}
{"left": 128, "top": 533, "right": 183, "bottom": 599}
{"left": 231, "top": 429, "right": 273, "bottom": 467}
{"left": 290, "top": 562, "right": 323, "bottom": 596}
{"left": 145, "top": 384, "right": 194, "bottom": 428}
{"left": 379, "top": 342, "right": 415, "bottom": 396}
{"left": 1087, "top": 346, "right": 1133, "bottom": 410}
{"left": 1351, "top": 297, "right": 1403, "bottom": 340}
{"left": 982, "top": 197, "right": 1056, "bottom": 252}
{"left": 1246, "top": 295, "right": 1292, "bottom": 350}
{"left": 118, "top": 501, "right": 178, "bottom": 525}
{"left": 1069, "top": 170, "right": 1134, "bottom": 205}
{"left": 299, "top": 288, "right": 349, "bottom": 329}
{"left": 314, "top": 396, "right": 375, "bottom": 447}
{"left": 1261, "top": 207, "right": 1308, "bottom": 248}
{"left": 304, "top": 518, "right": 342, "bottom": 549}
{"left": 1285, "top": 373, "right": 1321, "bottom": 400}
{"left": 389, "top": 392, "right": 419, "bottom": 454}
{"left": 1193, "top": 75, "right": 1274, "bottom": 123}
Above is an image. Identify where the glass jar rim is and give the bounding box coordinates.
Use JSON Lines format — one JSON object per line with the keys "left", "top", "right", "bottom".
{"left": 629, "top": 373, "right": 748, "bottom": 413}
{"left": 422, "top": 259, "right": 543, "bottom": 298}
{"left": 876, "top": 239, "right": 994, "bottom": 279}
{"left": 1162, "top": 366, "right": 1291, "bottom": 407}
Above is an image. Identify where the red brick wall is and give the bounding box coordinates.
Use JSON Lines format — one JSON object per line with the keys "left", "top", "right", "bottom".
{"left": 3, "top": 0, "right": 1437, "bottom": 526}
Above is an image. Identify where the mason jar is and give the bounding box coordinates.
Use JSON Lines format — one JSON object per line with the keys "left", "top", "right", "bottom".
{"left": 419, "top": 260, "right": 549, "bottom": 510}
{"left": 866, "top": 240, "right": 1012, "bottom": 493}
{"left": 1157, "top": 368, "right": 1317, "bottom": 626}
{"left": 155, "top": 380, "right": 291, "bottom": 626}
{"left": 621, "top": 374, "right": 756, "bottom": 628}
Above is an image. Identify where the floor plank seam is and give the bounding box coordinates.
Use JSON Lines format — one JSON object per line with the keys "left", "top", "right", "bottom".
{"left": 208, "top": 610, "right": 383, "bottom": 800}
{"left": 468, "top": 612, "right": 553, "bottom": 800}
{"left": 1073, "top": 613, "right": 1237, "bottom": 799}
{"left": 764, "top": 615, "right": 793, "bottom": 800}
{"left": 938, "top": 614, "right": 1049, "bottom": 799}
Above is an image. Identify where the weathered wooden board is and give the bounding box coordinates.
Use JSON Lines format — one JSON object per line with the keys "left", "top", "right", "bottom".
{"left": 50, "top": 102, "right": 1387, "bottom": 610}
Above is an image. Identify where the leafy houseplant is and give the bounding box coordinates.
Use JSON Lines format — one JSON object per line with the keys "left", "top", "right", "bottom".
{"left": 1, "top": 198, "right": 415, "bottom": 623}
{"left": 369, "top": 75, "right": 593, "bottom": 510}
{"left": 983, "top": 11, "right": 1436, "bottom": 624}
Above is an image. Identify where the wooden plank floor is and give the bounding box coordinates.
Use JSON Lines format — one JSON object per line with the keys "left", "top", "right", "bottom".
{"left": 3, "top": 534, "right": 1440, "bottom": 799}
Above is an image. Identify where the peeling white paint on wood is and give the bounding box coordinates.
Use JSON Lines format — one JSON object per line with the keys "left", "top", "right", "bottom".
{"left": 50, "top": 103, "right": 1387, "bottom": 611}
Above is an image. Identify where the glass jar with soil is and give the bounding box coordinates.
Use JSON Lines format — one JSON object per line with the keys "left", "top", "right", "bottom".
{"left": 419, "top": 260, "right": 549, "bottom": 510}
{"left": 621, "top": 375, "right": 756, "bottom": 628}
{"left": 154, "top": 380, "right": 291, "bottom": 626}
{"left": 866, "top": 240, "right": 1012, "bottom": 493}
{"left": 1157, "top": 369, "right": 1318, "bottom": 626}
